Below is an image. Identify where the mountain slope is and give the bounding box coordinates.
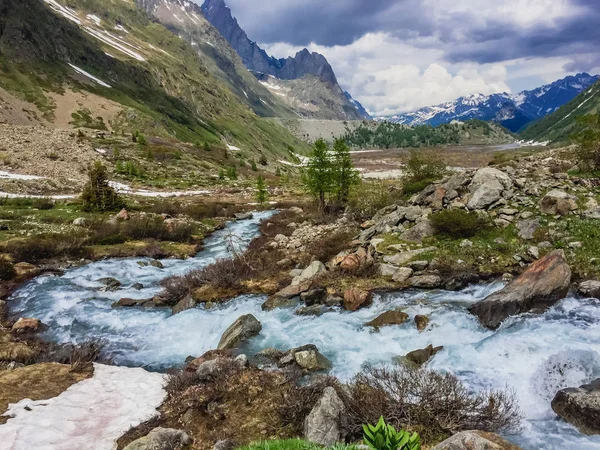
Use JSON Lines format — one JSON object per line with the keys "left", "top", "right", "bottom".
{"left": 520, "top": 80, "right": 600, "bottom": 143}
{"left": 0, "top": 0, "right": 309, "bottom": 161}
{"left": 378, "top": 74, "right": 599, "bottom": 132}
{"left": 200, "top": 0, "right": 370, "bottom": 120}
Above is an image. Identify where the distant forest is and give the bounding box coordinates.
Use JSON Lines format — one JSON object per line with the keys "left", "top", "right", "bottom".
{"left": 343, "top": 119, "right": 500, "bottom": 149}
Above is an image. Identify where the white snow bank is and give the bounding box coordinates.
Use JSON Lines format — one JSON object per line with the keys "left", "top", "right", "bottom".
{"left": 0, "top": 364, "right": 166, "bottom": 450}
{"left": 227, "top": 143, "right": 241, "bottom": 151}
{"left": 86, "top": 14, "right": 101, "bottom": 26}
{"left": 83, "top": 27, "right": 146, "bottom": 62}
{"left": 0, "top": 171, "right": 46, "bottom": 181}
{"left": 109, "top": 181, "right": 211, "bottom": 197}
{"left": 68, "top": 64, "right": 112, "bottom": 88}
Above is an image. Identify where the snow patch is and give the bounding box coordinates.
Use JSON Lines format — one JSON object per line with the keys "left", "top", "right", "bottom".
{"left": 227, "top": 144, "right": 241, "bottom": 151}
{"left": 68, "top": 64, "right": 112, "bottom": 88}
{"left": 0, "top": 364, "right": 166, "bottom": 450}
{"left": 0, "top": 171, "right": 46, "bottom": 181}
{"left": 86, "top": 14, "right": 101, "bottom": 26}
{"left": 83, "top": 27, "right": 145, "bottom": 62}
{"left": 109, "top": 181, "right": 211, "bottom": 197}
{"left": 114, "top": 24, "right": 129, "bottom": 34}
{"left": 43, "top": 0, "right": 81, "bottom": 24}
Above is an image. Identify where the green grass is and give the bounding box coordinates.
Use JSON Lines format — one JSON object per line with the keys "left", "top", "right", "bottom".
{"left": 236, "top": 440, "right": 357, "bottom": 450}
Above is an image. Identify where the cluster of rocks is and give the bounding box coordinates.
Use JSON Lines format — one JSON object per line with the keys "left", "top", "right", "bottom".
{"left": 269, "top": 216, "right": 351, "bottom": 254}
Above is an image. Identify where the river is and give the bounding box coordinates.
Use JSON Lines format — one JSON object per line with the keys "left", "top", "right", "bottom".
{"left": 6, "top": 212, "right": 600, "bottom": 450}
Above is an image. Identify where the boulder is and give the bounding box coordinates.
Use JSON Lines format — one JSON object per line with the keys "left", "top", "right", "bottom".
{"left": 296, "top": 305, "right": 331, "bottom": 317}
{"left": 400, "top": 220, "right": 435, "bottom": 243}
{"left": 540, "top": 190, "right": 578, "bottom": 215}
{"left": 551, "top": 378, "right": 600, "bottom": 435}
{"left": 274, "top": 280, "right": 314, "bottom": 299}
{"left": 261, "top": 296, "right": 298, "bottom": 311}
{"left": 115, "top": 208, "right": 130, "bottom": 221}
{"left": 123, "top": 428, "right": 191, "bottom": 450}
{"left": 516, "top": 218, "right": 541, "bottom": 240}
{"left": 234, "top": 212, "right": 254, "bottom": 220}
{"left": 409, "top": 275, "right": 443, "bottom": 289}
{"left": 300, "top": 287, "right": 328, "bottom": 305}
{"left": 292, "top": 261, "right": 326, "bottom": 286}
{"left": 149, "top": 259, "right": 164, "bottom": 269}
{"left": 217, "top": 314, "right": 262, "bottom": 350}
{"left": 304, "top": 387, "right": 345, "bottom": 446}
{"left": 578, "top": 280, "right": 600, "bottom": 299}
{"left": 196, "top": 357, "right": 230, "bottom": 381}
{"left": 112, "top": 298, "right": 149, "bottom": 308}
{"left": 383, "top": 247, "right": 437, "bottom": 266}
{"left": 379, "top": 264, "right": 399, "bottom": 277}
{"left": 343, "top": 288, "right": 373, "bottom": 311}
{"left": 213, "top": 441, "right": 235, "bottom": 450}
{"left": 340, "top": 253, "right": 362, "bottom": 272}
{"left": 468, "top": 250, "right": 571, "bottom": 329}
{"left": 279, "top": 345, "right": 332, "bottom": 372}
{"left": 98, "top": 277, "right": 121, "bottom": 291}
{"left": 0, "top": 300, "right": 7, "bottom": 323}
{"left": 11, "top": 317, "right": 41, "bottom": 334}
{"left": 414, "top": 315, "right": 430, "bottom": 332}
{"left": 365, "top": 309, "right": 409, "bottom": 328}
{"left": 467, "top": 168, "right": 513, "bottom": 210}
{"left": 432, "top": 431, "right": 522, "bottom": 450}
{"left": 73, "top": 217, "right": 88, "bottom": 227}
{"left": 392, "top": 267, "right": 414, "bottom": 283}
{"left": 404, "top": 344, "right": 443, "bottom": 367}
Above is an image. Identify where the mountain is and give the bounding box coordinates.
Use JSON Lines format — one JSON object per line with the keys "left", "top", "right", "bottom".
{"left": 0, "top": 0, "right": 309, "bottom": 168}
{"left": 200, "top": 0, "right": 370, "bottom": 120}
{"left": 378, "top": 73, "right": 599, "bottom": 132}
{"left": 520, "top": 79, "right": 600, "bottom": 143}
{"left": 344, "top": 91, "right": 371, "bottom": 120}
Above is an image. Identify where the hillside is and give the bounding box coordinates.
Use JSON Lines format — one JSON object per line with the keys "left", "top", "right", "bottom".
{"left": 377, "top": 73, "right": 599, "bottom": 132}
{"left": 344, "top": 120, "right": 515, "bottom": 149}
{"left": 520, "top": 80, "right": 600, "bottom": 144}
{"left": 0, "top": 0, "right": 309, "bottom": 174}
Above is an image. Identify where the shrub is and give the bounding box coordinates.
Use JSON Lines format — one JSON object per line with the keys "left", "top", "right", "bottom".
{"left": 306, "top": 230, "right": 356, "bottom": 263}
{"left": 401, "top": 179, "right": 433, "bottom": 196}
{"left": 7, "top": 235, "right": 89, "bottom": 263}
{"left": 32, "top": 197, "right": 55, "bottom": 210}
{"left": 430, "top": 209, "right": 487, "bottom": 239}
{"left": 0, "top": 258, "right": 16, "bottom": 281}
{"left": 81, "top": 162, "right": 125, "bottom": 212}
{"left": 402, "top": 150, "right": 446, "bottom": 196}
{"left": 259, "top": 155, "right": 268, "bottom": 166}
{"left": 363, "top": 417, "right": 420, "bottom": 450}
{"left": 348, "top": 182, "right": 393, "bottom": 221}
{"left": 340, "top": 366, "right": 521, "bottom": 445}
{"left": 120, "top": 216, "right": 195, "bottom": 243}
{"left": 573, "top": 115, "right": 600, "bottom": 174}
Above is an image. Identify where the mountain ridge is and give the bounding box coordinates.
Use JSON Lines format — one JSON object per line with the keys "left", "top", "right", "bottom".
{"left": 377, "top": 73, "right": 599, "bottom": 132}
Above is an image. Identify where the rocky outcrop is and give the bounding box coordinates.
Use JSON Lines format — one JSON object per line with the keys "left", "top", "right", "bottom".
{"left": 292, "top": 261, "right": 326, "bottom": 286}
{"left": 399, "top": 220, "right": 434, "bottom": 243}
{"left": 217, "top": 314, "right": 262, "bottom": 350}
{"left": 365, "top": 310, "right": 409, "bottom": 328}
{"left": 432, "top": 431, "right": 522, "bottom": 449}
{"left": 467, "top": 168, "right": 513, "bottom": 210}
{"left": 304, "top": 387, "right": 345, "bottom": 446}
{"left": 123, "top": 427, "right": 191, "bottom": 450}
{"left": 343, "top": 288, "right": 373, "bottom": 311}
{"left": 551, "top": 378, "right": 600, "bottom": 435}
{"left": 469, "top": 250, "right": 571, "bottom": 329}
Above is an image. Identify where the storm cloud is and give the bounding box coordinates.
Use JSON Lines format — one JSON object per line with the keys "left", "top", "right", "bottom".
{"left": 213, "top": 0, "right": 600, "bottom": 116}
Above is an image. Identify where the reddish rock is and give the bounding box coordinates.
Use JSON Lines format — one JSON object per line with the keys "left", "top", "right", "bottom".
{"left": 275, "top": 280, "right": 313, "bottom": 299}
{"left": 343, "top": 288, "right": 373, "bottom": 311}
{"left": 340, "top": 253, "right": 362, "bottom": 272}
{"left": 12, "top": 317, "right": 41, "bottom": 334}
{"left": 414, "top": 315, "right": 430, "bottom": 332}
{"left": 116, "top": 208, "right": 130, "bottom": 221}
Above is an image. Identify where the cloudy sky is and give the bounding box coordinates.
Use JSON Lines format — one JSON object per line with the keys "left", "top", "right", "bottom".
{"left": 221, "top": 0, "right": 600, "bottom": 116}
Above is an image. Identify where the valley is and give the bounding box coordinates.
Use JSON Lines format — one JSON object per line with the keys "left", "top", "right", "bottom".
{"left": 1, "top": 1, "right": 600, "bottom": 450}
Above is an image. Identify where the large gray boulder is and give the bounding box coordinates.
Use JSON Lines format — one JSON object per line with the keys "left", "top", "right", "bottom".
{"left": 578, "top": 280, "right": 600, "bottom": 299}
{"left": 123, "top": 428, "right": 191, "bottom": 450}
{"left": 539, "top": 190, "right": 578, "bottom": 215}
{"left": 432, "top": 431, "right": 522, "bottom": 449}
{"left": 468, "top": 250, "right": 571, "bottom": 329}
{"left": 292, "top": 261, "right": 326, "bottom": 286}
{"left": 217, "top": 314, "right": 262, "bottom": 350}
{"left": 467, "top": 168, "right": 512, "bottom": 210}
{"left": 400, "top": 220, "right": 435, "bottom": 243}
{"left": 304, "top": 387, "right": 346, "bottom": 446}
{"left": 551, "top": 378, "right": 600, "bottom": 435}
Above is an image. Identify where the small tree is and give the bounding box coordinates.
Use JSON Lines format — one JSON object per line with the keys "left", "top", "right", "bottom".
{"left": 302, "top": 138, "right": 333, "bottom": 209}
{"left": 81, "top": 162, "right": 125, "bottom": 212}
{"left": 256, "top": 176, "right": 268, "bottom": 204}
{"left": 218, "top": 169, "right": 225, "bottom": 181}
{"left": 226, "top": 166, "right": 238, "bottom": 180}
{"left": 275, "top": 167, "right": 282, "bottom": 177}
{"left": 332, "top": 138, "right": 360, "bottom": 204}
{"left": 203, "top": 141, "right": 211, "bottom": 152}
{"left": 251, "top": 160, "right": 258, "bottom": 172}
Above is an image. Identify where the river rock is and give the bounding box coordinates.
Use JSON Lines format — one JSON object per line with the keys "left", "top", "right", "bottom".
{"left": 365, "top": 309, "right": 409, "bottom": 328}
{"left": 292, "top": 261, "right": 326, "bottom": 286}
{"left": 304, "top": 386, "right": 345, "bottom": 446}
{"left": 400, "top": 220, "right": 435, "bottom": 243}
{"left": 540, "top": 190, "right": 578, "bottom": 215}
{"left": 551, "top": 378, "right": 600, "bottom": 435}
{"left": 403, "top": 344, "right": 443, "bottom": 367}
{"left": 0, "top": 300, "right": 7, "bottom": 323}
{"left": 414, "top": 315, "right": 430, "bottom": 331}
{"left": 217, "top": 314, "right": 262, "bottom": 350}
{"left": 577, "top": 280, "right": 600, "bottom": 299}
{"left": 98, "top": 277, "right": 121, "bottom": 291}
{"left": 274, "top": 280, "right": 314, "bottom": 299}
{"left": 300, "top": 287, "right": 327, "bottom": 305}
{"left": 279, "top": 344, "right": 332, "bottom": 372}
{"left": 234, "top": 212, "right": 254, "bottom": 220}
{"left": 409, "top": 275, "right": 443, "bottom": 289}
{"left": 149, "top": 259, "right": 164, "bottom": 269}
{"left": 11, "top": 317, "right": 41, "bottom": 334}
{"left": 112, "top": 298, "right": 149, "bottom": 308}
{"left": 123, "top": 427, "right": 191, "bottom": 450}
{"left": 343, "top": 288, "right": 373, "bottom": 311}
{"left": 432, "top": 431, "right": 522, "bottom": 449}
{"left": 468, "top": 250, "right": 571, "bottom": 329}
{"left": 172, "top": 295, "right": 197, "bottom": 315}
{"left": 262, "top": 295, "right": 298, "bottom": 311}
{"left": 296, "top": 305, "right": 331, "bottom": 317}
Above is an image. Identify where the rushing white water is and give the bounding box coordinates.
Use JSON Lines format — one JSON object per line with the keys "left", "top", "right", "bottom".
{"left": 7, "top": 211, "right": 600, "bottom": 450}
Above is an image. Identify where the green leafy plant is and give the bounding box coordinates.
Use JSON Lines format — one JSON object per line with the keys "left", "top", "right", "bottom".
{"left": 363, "top": 417, "right": 421, "bottom": 450}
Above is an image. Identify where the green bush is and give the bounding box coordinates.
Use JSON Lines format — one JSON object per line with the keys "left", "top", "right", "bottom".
{"left": 81, "top": 162, "right": 126, "bottom": 212}
{"left": 32, "top": 198, "right": 55, "bottom": 210}
{"left": 401, "top": 150, "right": 446, "bottom": 196}
{"left": 363, "top": 417, "right": 420, "bottom": 450}
{"left": 0, "top": 258, "right": 16, "bottom": 281}
{"left": 401, "top": 179, "right": 434, "bottom": 196}
{"left": 7, "top": 235, "right": 89, "bottom": 263}
{"left": 237, "top": 440, "right": 356, "bottom": 450}
{"left": 430, "top": 209, "right": 487, "bottom": 238}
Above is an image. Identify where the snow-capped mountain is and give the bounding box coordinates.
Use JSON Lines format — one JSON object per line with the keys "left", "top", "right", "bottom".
{"left": 378, "top": 73, "right": 600, "bottom": 132}
{"left": 344, "top": 91, "right": 372, "bottom": 120}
